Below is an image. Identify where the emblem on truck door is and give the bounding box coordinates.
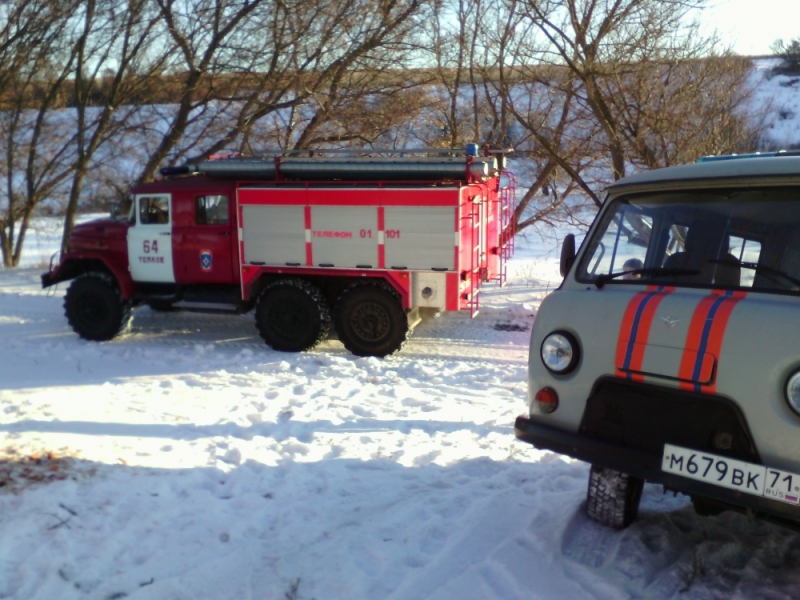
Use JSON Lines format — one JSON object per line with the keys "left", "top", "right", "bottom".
{"left": 200, "top": 250, "right": 213, "bottom": 271}
{"left": 659, "top": 315, "right": 686, "bottom": 328}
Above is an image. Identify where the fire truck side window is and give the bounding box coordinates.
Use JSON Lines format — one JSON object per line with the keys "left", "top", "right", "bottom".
{"left": 196, "top": 195, "right": 229, "bottom": 225}
{"left": 139, "top": 196, "right": 170, "bottom": 224}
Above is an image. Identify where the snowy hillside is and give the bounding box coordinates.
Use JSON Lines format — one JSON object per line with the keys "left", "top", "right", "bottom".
{"left": 2, "top": 229, "right": 800, "bottom": 600}
{"left": 750, "top": 58, "right": 800, "bottom": 150}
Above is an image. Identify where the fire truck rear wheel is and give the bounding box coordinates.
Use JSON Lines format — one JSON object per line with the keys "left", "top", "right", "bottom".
{"left": 64, "top": 272, "right": 132, "bottom": 341}
{"left": 586, "top": 464, "right": 644, "bottom": 529}
{"left": 255, "top": 279, "right": 330, "bottom": 352}
{"left": 334, "top": 284, "right": 408, "bottom": 357}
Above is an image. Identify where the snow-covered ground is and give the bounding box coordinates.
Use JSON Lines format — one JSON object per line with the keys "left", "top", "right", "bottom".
{"left": 2, "top": 226, "right": 800, "bottom": 600}
{"left": 6, "top": 58, "right": 800, "bottom": 596}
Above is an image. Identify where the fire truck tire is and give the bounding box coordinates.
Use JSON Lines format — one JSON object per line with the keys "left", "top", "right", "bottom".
{"left": 64, "top": 272, "right": 132, "bottom": 341}
{"left": 334, "top": 283, "right": 408, "bottom": 357}
{"left": 255, "top": 279, "right": 330, "bottom": 352}
{"left": 586, "top": 465, "right": 644, "bottom": 529}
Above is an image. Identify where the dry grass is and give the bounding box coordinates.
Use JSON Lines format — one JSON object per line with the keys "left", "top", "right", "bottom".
{"left": 0, "top": 447, "right": 88, "bottom": 492}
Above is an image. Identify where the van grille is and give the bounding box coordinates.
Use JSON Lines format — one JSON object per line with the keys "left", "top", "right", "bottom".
{"left": 579, "top": 378, "right": 759, "bottom": 462}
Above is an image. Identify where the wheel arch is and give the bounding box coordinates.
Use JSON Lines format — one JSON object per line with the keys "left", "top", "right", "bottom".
{"left": 47, "top": 256, "right": 135, "bottom": 298}
{"left": 245, "top": 270, "right": 410, "bottom": 310}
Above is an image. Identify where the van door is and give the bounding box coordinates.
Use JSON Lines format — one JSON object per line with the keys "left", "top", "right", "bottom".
{"left": 127, "top": 194, "right": 175, "bottom": 283}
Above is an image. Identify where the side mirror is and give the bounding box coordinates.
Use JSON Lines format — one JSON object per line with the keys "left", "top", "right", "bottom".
{"left": 560, "top": 233, "right": 576, "bottom": 278}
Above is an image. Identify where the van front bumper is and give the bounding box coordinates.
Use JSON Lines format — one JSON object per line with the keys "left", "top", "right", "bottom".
{"left": 514, "top": 415, "right": 800, "bottom": 531}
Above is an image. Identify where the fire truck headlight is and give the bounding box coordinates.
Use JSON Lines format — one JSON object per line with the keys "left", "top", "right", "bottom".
{"left": 785, "top": 370, "right": 800, "bottom": 416}
{"left": 540, "top": 331, "right": 580, "bottom": 375}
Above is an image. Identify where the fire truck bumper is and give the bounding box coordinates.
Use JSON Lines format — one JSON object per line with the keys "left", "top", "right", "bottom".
{"left": 513, "top": 415, "right": 800, "bottom": 530}
{"left": 41, "top": 264, "right": 63, "bottom": 288}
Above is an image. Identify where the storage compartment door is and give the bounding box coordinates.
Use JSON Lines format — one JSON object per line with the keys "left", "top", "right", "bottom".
{"left": 310, "top": 206, "right": 378, "bottom": 268}
{"left": 383, "top": 206, "right": 456, "bottom": 271}
{"left": 241, "top": 205, "right": 306, "bottom": 266}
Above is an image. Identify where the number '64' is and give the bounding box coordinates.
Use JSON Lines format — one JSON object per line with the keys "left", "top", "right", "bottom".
{"left": 143, "top": 240, "right": 159, "bottom": 254}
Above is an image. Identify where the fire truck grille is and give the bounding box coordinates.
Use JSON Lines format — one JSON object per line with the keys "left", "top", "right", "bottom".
{"left": 579, "top": 378, "right": 760, "bottom": 463}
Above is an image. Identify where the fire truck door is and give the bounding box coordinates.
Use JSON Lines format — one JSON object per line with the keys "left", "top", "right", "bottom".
{"left": 174, "top": 194, "right": 234, "bottom": 284}
{"left": 127, "top": 194, "right": 175, "bottom": 283}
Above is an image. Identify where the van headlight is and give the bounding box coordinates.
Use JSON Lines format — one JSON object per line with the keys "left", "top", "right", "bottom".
{"left": 785, "top": 370, "right": 800, "bottom": 415}
{"left": 540, "top": 331, "right": 580, "bottom": 375}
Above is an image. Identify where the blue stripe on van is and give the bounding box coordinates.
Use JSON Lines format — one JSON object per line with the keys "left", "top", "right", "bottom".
{"left": 692, "top": 289, "right": 734, "bottom": 392}
{"left": 622, "top": 286, "right": 665, "bottom": 378}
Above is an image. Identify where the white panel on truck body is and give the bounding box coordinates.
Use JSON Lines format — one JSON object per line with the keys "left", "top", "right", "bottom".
{"left": 242, "top": 205, "right": 305, "bottom": 265}
{"left": 410, "top": 271, "right": 447, "bottom": 308}
{"left": 311, "top": 206, "right": 378, "bottom": 267}
{"left": 384, "top": 206, "right": 456, "bottom": 271}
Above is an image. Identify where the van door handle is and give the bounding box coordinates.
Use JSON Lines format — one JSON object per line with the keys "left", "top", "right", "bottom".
{"left": 159, "top": 231, "right": 171, "bottom": 236}
{"left": 218, "top": 231, "right": 230, "bottom": 236}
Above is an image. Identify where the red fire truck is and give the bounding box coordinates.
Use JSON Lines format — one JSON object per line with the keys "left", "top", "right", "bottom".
{"left": 42, "top": 147, "right": 516, "bottom": 357}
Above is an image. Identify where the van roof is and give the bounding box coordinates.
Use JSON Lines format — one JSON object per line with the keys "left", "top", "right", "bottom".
{"left": 608, "top": 154, "right": 800, "bottom": 192}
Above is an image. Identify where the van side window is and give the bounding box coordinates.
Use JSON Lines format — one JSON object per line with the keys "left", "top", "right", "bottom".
{"left": 664, "top": 224, "right": 689, "bottom": 260}
{"left": 196, "top": 195, "right": 229, "bottom": 225}
{"left": 730, "top": 235, "right": 762, "bottom": 287}
{"left": 586, "top": 209, "right": 652, "bottom": 277}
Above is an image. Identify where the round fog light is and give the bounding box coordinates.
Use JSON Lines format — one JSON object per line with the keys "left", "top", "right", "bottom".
{"left": 786, "top": 370, "right": 800, "bottom": 416}
{"left": 534, "top": 387, "right": 559, "bottom": 414}
{"left": 541, "top": 331, "right": 580, "bottom": 374}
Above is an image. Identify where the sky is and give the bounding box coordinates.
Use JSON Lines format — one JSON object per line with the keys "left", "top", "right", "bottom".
{"left": 698, "top": 0, "right": 800, "bottom": 56}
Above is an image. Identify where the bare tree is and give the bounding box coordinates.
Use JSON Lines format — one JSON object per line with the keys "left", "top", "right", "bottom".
{"left": 520, "top": 0, "right": 756, "bottom": 180}
{"left": 60, "top": 0, "right": 167, "bottom": 254}
{"left": 482, "top": 0, "right": 759, "bottom": 233}
{"left": 131, "top": 0, "right": 429, "bottom": 182}
{"left": 0, "top": 0, "right": 80, "bottom": 267}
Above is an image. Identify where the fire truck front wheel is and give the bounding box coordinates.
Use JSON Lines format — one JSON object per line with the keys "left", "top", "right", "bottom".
{"left": 335, "top": 284, "right": 408, "bottom": 357}
{"left": 64, "top": 272, "right": 132, "bottom": 341}
{"left": 255, "top": 279, "right": 331, "bottom": 352}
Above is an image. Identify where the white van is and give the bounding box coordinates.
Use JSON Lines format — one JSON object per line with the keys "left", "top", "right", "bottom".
{"left": 515, "top": 153, "right": 800, "bottom": 529}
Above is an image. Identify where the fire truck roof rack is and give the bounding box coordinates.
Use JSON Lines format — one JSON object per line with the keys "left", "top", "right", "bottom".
{"left": 160, "top": 145, "right": 512, "bottom": 182}
{"left": 276, "top": 145, "right": 513, "bottom": 157}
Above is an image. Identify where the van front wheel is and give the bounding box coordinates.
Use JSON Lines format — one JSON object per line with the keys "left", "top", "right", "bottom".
{"left": 586, "top": 465, "right": 644, "bottom": 528}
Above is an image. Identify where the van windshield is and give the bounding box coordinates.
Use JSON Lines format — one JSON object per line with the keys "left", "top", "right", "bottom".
{"left": 577, "top": 187, "right": 800, "bottom": 294}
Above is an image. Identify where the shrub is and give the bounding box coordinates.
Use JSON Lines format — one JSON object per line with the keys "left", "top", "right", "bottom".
{"left": 771, "top": 38, "right": 800, "bottom": 74}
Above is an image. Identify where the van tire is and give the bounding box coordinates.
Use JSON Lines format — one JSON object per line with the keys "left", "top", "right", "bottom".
{"left": 334, "top": 283, "right": 408, "bottom": 357}
{"left": 586, "top": 465, "right": 644, "bottom": 528}
{"left": 64, "top": 272, "right": 131, "bottom": 341}
{"left": 255, "top": 279, "right": 330, "bottom": 352}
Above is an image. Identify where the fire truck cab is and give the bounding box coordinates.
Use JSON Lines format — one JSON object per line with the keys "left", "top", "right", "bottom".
{"left": 43, "top": 147, "right": 516, "bottom": 357}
